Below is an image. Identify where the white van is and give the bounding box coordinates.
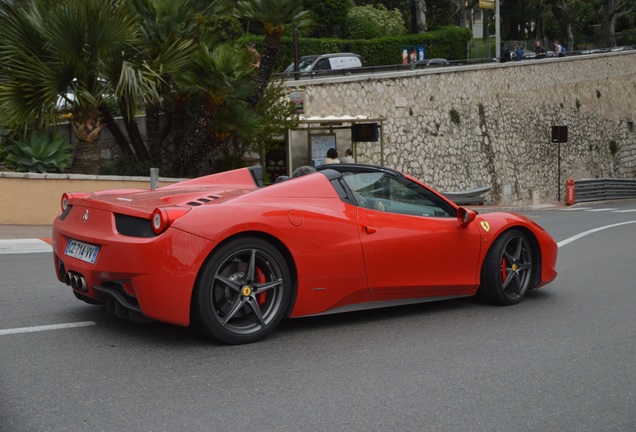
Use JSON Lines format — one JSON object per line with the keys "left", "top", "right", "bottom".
{"left": 283, "top": 53, "right": 362, "bottom": 76}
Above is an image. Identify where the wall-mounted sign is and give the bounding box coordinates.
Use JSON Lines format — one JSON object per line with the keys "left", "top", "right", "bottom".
{"left": 289, "top": 91, "right": 304, "bottom": 114}
{"left": 395, "top": 97, "right": 407, "bottom": 107}
{"left": 551, "top": 125, "right": 568, "bottom": 143}
{"left": 311, "top": 134, "right": 336, "bottom": 166}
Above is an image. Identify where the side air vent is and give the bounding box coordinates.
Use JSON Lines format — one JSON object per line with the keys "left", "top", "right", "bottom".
{"left": 187, "top": 196, "right": 220, "bottom": 207}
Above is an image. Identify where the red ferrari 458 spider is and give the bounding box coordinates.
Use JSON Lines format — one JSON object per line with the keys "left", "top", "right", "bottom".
{"left": 52, "top": 164, "right": 557, "bottom": 344}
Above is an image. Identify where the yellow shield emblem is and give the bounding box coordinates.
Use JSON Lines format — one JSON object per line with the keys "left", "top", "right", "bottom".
{"left": 480, "top": 221, "right": 490, "bottom": 232}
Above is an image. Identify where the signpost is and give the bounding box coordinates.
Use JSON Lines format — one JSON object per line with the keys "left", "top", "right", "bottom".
{"left": 552, "top": 126, "right": 568, "bottom": 201}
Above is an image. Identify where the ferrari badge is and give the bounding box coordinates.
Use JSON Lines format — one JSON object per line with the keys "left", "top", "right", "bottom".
{"left": 480, "top": 221, "right": 490, "bottom": 232}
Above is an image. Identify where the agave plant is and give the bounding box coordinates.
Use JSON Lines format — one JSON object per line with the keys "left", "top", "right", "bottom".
{"left": 4, "top": 132, "right": 74, "bottom": 173}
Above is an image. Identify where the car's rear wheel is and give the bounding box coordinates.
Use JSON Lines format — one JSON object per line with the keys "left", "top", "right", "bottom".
{"left": 480, "top": 229, "right": 533, "bottom": 305}
{"left": 193, "top": 237, "right": 291, "bottom": 344}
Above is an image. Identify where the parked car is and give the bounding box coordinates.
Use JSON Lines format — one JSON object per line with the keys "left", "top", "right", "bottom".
{"left": 52, "top": 163, "right": 558, "bottom": 344}
{"left": 610, "top": 46, "right": 634, "bottom": 52}
{"left": 415, "top": 58, "right": 450, "bottom": 68}
{"left": 283, "top": 53, "right": 362, "bottom": 77}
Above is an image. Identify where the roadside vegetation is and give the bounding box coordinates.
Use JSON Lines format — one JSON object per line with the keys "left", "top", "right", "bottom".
{"left": 0, "top": 0, "right": 633, "bottom": 176}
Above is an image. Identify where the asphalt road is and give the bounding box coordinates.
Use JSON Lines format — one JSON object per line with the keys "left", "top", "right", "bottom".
{"left": 1, "top": 202, "right": 635, "bottom": 432}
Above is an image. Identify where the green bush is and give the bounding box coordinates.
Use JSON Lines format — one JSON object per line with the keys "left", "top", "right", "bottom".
{"left": 345, "top": 5, "right": 407, "bottom": 39}
{"left": 271, "top": 26, "right": 472, "bottom": 70}
{"left": 3, "top": 132, "right": 73, "bottom": 173}
{"left": 609, "top": 139, "right": 619, "bottom": 156}
{"left": 450, "top": 108, "right": 461, "bottom": 125}
{"left": 100, "top": 154, "right": 155, "bottom": 176}
{"left": 616, "top": 29, "right": 636, "bottom": 46}
{"left": 102, "top": 94, "right": 122, "bottom": 117}
{"left": 302, "top": 0, "right": 351, "bottom": 38}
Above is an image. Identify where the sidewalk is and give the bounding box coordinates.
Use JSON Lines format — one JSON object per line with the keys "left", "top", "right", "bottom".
{"left": 0, "top": 225, "right": 53, "bottom": 240}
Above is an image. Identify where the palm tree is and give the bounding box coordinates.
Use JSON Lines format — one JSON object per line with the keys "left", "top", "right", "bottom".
{"left": 0, "top": 0, "right": 143, "bottom": 152}
{"left": 234, "top": 0, "right": 313, "bottom": 105}
{"left": 171, "top": 42, "right": 257, "bottom": 177}
{"left": 115, "top": 0, "right": 200, "bottom": 163}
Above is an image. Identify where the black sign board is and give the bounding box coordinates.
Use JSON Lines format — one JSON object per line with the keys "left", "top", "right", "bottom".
{"left": 352, "top": 123, "right": 379, "bottom": 142}
{"left": 551, "top": 125, "right": 568, "bottom": 143}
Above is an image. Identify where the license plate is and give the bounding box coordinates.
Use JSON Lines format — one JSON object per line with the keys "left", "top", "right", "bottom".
{"left": 65, "top": 239, "right": 100, "bottom": 264}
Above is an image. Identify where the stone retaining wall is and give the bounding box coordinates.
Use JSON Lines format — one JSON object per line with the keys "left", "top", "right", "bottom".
{"left": 286, "top": 52, "right": 636, "bottom": 204}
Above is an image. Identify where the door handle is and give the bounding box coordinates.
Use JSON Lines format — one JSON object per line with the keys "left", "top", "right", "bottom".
{"left": 365, "top": 226, "right": 377, "bottom": 234}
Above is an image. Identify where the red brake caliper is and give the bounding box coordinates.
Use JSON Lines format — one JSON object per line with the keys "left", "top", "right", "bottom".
{"left": 500, "top": 257, "right": 508, "bottom": 283}
{"left": 256, "top": 267, "right": 267, "bottom": 305}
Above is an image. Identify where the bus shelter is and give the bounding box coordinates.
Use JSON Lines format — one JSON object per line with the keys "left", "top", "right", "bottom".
{"left": 284, "top": 115, "right": 385, "bottom": 176}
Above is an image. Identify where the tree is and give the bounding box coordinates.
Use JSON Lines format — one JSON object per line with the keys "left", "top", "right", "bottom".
{"left": 413, "top": 0, "right": 427, "bottom": 33}
{"left": 545, "top": 0, "right": 577, "bottom": 49}
{"left": 123, "top": 0, "right": 202, "bottom": 164}
{"left": 171, "top": 42, "right": 257, "bottom": 177}
{"left": 0, "top": 0, "right": 144, "bottom": 149}
{"left": 345, "top": 4, "right": 408, "bottom": 39}
{"left": 301, "top": 0, "right": 351, "bottom": 38}
{"left": 600, "top": 0, "right": 636, "bottom": 47}
{"left": 234, "top": 0, "right": 314, "bottom": 106}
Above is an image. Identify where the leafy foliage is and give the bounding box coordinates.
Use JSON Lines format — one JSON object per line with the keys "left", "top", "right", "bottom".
{"left": 275, "top": 27, "right": 472, "bottom": 68}
{"left": 3, "top": 132, "right": 73, "bottom": 173}
{"left": 301, "top": 0, "right": 351, "bottom": 38}
{"left": 345, "top": 5, "right": 407, "bottom": 39}
{"left": 0, "top": 0, "right": 143, "bottom": 134}
{"left": 99, "top": 154, "right": 155, "bottom": 176}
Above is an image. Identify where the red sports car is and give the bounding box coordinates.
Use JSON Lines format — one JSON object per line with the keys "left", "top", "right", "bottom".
{"left": 52, "top": 164, "right": 557, "bottom": 344}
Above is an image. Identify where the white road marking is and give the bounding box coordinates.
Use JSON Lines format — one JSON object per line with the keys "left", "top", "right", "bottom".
{"left": 614, "top": 209, "right": 636, "bottom": 213}
{"left": 0, "top": 321, "right": 96, "bottom": 336}
{"left": 584, "top": 208, "right": 619, "bottom": 212}
{"left": 557, "top": 220, "right": 636, "bottom": 248}
{"left": 559, "top": 207, "right": 592, "bottom": 211}
{"left": 0, "top": 239, "right": 52, "bottom": 254}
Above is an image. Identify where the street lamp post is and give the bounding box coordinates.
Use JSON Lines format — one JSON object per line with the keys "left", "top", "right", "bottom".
{"left": 495, "top": 0, "right": 501, "bottom": 62}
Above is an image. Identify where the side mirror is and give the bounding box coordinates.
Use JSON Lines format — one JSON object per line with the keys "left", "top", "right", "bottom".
{"left": 457, "top": 207, "right": 477, "bottom": 226}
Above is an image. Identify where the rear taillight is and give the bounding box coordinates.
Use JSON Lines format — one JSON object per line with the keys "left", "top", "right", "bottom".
{"left": 151, "top": 207, "right": 190, "bottom": 235}
{"left": 61, "top": 192, "right": 89, "bottom": 211}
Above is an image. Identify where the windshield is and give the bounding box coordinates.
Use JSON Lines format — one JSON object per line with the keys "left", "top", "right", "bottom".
{"left": 284, "top": 56, "right": 318, "bottom": 73}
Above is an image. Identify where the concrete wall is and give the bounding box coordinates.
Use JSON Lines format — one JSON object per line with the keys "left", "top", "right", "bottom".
{"left": 286, "top": 51, "right": 636, "bottom": 204}
{"left": 0, "top": 173, "right": 179, "bottom": 225}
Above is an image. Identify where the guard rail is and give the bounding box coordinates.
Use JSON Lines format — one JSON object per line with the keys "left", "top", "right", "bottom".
{"left": 441, "top": 186, "right": 491, "bottom": 205}
{"left": 574, "top": 178, "right": 636, "bottom": 202}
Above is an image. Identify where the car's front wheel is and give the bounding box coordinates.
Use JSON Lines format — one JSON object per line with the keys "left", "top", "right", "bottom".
{"left": 480, "top": 229, "right": 533, "bottom": 305}
{"left": 193, "top": 237, "right": 291, "bottom": 344}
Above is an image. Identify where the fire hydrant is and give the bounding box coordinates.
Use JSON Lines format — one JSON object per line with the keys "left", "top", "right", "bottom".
{"left": 566, "top": 178, "right": 575, "bottom": 205}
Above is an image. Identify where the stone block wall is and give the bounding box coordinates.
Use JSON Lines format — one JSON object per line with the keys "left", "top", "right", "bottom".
{"left": 286, "top": 52, "right": 636, "bottom": 204}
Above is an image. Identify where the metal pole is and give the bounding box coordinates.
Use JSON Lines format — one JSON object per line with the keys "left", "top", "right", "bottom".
{"left": 293, "top": 28, "right": 299, "bottom": 81}
{"left": 150, "top": 167, "right": 159, "bottom": 190}
{"left": 557, "top": 143, "right": 561, "bottom": 202}
{"left": 495, "top": 0, "right": 501, "bottom": 62}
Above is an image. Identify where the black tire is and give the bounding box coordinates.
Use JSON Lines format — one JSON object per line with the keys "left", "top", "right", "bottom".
{"left": 193, "top": 237, "right": 292, "bottom": 344}
{"left": 480, "top": 229, "right": 533, "bottom": 305}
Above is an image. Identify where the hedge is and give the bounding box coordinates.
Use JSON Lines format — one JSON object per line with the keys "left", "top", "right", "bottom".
{"left": 240, "top": 26, "right": 473, "bottom": 70}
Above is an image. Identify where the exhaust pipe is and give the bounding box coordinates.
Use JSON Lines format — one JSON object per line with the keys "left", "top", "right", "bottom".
{"left": 65, "top": 272, "right": 88, "bottom": 291}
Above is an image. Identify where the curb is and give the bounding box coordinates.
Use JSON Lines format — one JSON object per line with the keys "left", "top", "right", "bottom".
{"left": 0, "top": 238, "right": 52, "bottom": 255}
